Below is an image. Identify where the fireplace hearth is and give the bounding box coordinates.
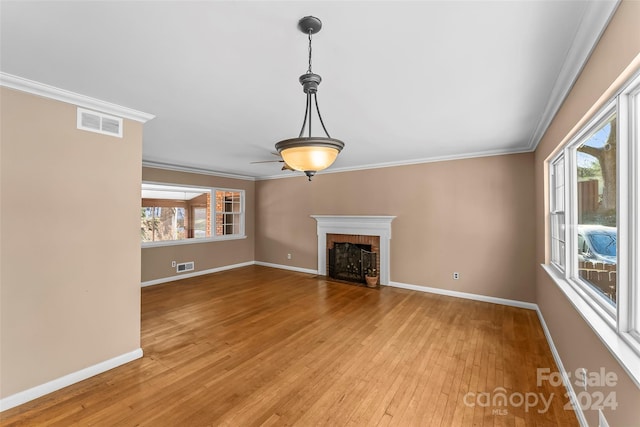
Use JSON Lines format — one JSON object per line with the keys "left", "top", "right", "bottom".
{"left": 328, "top": 242, "right": 377, "bottom": 284}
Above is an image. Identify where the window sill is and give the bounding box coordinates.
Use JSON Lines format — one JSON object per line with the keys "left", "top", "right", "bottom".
{"left": 141, "top": 235, "right": 247, "bottom": 248}
{"left": 541, "top": 263, "right": 640, "bottom": 388}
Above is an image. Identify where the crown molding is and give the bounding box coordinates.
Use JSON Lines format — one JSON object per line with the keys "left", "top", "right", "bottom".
{"left": 526, "top": 0, "right": 620, "bottom": 151}
{"left": 142, "top": 160, "right": 256, "bottom": 181}
{"left": 0, "top": 72, "right": 155, "bottom": 123}
{"left": 255, "top": 146, "right": 533, "bottom": 180}
{"left": 148, "top": 146, "right": 533, "bottom": 182}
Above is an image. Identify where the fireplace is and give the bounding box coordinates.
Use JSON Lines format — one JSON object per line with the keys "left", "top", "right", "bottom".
{"left": 311, "top": 215, "right": 396, "bottom": 285}
{"left": 328, "top": 238, "right": 378, "bottom": 285}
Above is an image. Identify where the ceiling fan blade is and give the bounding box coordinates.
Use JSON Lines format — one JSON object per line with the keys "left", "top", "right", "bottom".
{"left": 250, "top": 160, "right": 285, "bottom": 164}
{"left": 251, "top": 153, "right": 293, "bottom": 171}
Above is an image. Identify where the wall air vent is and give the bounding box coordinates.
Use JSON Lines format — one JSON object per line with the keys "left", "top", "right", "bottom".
{"left": 77, "top": 107, "right": 123, "bottom": 138}
{"left": 176, "top": 262, "right": 195, "bottom": 273}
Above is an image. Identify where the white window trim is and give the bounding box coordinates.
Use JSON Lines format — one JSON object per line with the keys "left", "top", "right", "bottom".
{"left": 141, "top": 234, "right": 248, "bottom": 248}
{"left": 545, "top": 71, "right": 640, "bottom": 388}
{"left": 550, "top": 157, "right": 566, "bottom": 271}
{"left": 141, "top": 181, "right": 246, "bottom": 248}
{"left": 621, "top": 79, "right": 640, "bottom": 342}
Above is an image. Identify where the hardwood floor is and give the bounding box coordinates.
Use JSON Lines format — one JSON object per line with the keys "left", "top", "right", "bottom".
{"left": 1, "top": 265, "right": 577, "bottom": 426}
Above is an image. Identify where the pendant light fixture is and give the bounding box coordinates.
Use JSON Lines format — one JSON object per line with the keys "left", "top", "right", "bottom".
{"left": 275, "top": 16, "right": 344, "bottom": 181}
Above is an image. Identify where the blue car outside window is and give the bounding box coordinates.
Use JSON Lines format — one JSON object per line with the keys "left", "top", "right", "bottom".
{"left": 587, "top": 233, "right": 617, "bottom": 257}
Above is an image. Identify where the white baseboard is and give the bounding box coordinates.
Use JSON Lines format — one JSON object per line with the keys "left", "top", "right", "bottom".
{"left": 141, "top": 261, "right": 317, "bottom": 288}
{"left": 535, "top": 308, "right": 587, "bottom": 427}
{"left": 254, "top": 261, "right": 318, "bottom": 275}
{"left": 141, "top": 261, "right": 255, "bottom": 287}
{"left": 0, "top": 348, "right": 143, "bottom": 412}
{"left": 388, "top": 281, "right": 538, "bottom": 310}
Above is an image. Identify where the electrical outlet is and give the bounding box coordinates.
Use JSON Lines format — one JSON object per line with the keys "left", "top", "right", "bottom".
{"left": 171, "top": 261, "right": 176, "bottom": 268}
{"left": 453, "top": 272, "right": 460, "bottom": 280}
{"left": 287, "top": 253, "right": 292, "bottom": 260}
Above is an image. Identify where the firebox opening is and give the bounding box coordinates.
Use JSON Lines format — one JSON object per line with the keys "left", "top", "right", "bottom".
{"left": 328, "top": 242, "right": 377, "bottom": 285}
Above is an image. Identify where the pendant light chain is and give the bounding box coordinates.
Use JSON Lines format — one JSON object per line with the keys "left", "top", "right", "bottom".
{"left": 307, "top": 30, "right": 313, "bottom": 73}
{"left": 298, "top": 30, "right": 315, "bottom": 138}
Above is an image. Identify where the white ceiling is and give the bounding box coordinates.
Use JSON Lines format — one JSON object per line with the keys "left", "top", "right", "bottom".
{"left": 0, "top": 1, "right": 619, "bottom": 180}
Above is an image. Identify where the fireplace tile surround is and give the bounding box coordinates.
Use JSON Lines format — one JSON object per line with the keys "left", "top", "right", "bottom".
{"left": 311, "top": 215, "right": 396, "bottom": 285}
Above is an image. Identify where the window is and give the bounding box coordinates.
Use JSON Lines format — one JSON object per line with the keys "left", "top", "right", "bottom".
{"left": 214, "top": 190, "right": 244, "bottom": 237}
{"left": 546, "top": 71, "right": 640, "bottom": 385}
{"left": 192, "top": 207, "right": 208, "bottom": 238}
{"left": 550, "top": 157, "right": 565, "bottom": 269}
{"left": 576, "top": 111, "right": 618, "bottom": 307}
{"left": 141, "top": 183, "right": 244, "bottom": 246}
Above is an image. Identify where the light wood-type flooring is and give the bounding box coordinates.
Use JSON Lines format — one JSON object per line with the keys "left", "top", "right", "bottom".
{"left": 1, "top": 265, "right": 578, "bottom": 426}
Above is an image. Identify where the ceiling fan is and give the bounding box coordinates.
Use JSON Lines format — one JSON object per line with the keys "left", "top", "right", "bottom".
{"left": 250, "top": 153, "right": 294, "bottom": 171}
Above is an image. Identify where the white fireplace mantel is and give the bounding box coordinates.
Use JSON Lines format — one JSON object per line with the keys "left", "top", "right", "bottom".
{"left": 311, "top": 215, "right": 396, "bottom": 285}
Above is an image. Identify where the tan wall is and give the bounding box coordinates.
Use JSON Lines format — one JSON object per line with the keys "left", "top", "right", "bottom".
{"left": 141, "top": 167, "right": 255, "bottom": 283}
{"left": 256, "top": 152, "right": 536, "bottom": 303}
{"left": 534, "top": 1, "right": 640, "bottom": 425}
{"left": 0, "top": 88, "right": 142, "bottom": 397}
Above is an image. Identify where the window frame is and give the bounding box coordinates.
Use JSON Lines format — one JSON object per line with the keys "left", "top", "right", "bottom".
{"left": 624, "top": 75, "right": 640, "bottom": 341}
{"left": 569, "top": 104, "right": 617, "bottom": 318}
{"left": 545, "top": 71, "right": 640, "bottom": 387}
{"left": 549, "top": 156, "right": 566, "bottom": 271}
{"left": 213, "top": 188, "right": 246, "bottom": 239}
{"left": 141, "top": 182, "right": 246, "bottom": 248}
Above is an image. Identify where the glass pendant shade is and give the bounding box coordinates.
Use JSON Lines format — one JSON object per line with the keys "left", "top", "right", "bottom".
{"left": 276, "top": 137, "right": 344, "bottom": 174}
